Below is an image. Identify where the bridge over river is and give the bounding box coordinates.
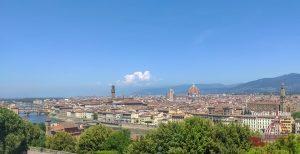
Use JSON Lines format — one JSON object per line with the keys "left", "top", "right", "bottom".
{"left": 19, "top": 108, "right": 50, "bottom": 116}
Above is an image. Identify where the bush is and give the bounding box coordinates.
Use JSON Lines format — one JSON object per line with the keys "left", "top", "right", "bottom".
{"left": 45, "top": 132, "right": 77, "bottom": 152}
{"left": 95, "top": 150, "right": 118, "bottom": 154}
{"left": 248, "top": 134, "right": 300, "bottom": 154}
{"left": 127, "top": 117, "right": 254, "bottom": 153}
{"left": 292, "top": 112, "right": 300, "bottom": 119}
{"left": 77, "top": 125, "right": 113, "bottom": 153}
{"left": 103, "top": 129, "right": 131, "bottom": 153}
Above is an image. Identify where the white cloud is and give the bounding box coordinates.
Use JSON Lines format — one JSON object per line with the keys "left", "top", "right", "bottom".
{"left": 124, "top": 71, "right": 151, "bottom": 84}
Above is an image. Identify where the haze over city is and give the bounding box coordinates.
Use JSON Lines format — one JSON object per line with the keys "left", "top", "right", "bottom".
{"left": 1, "top": 0, "right": 300, "bottom": 97}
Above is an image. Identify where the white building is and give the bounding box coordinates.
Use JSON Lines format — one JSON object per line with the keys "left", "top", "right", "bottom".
{"left": 74, "top": 110, "right": 85, "bottom": 118}
{"left": 295, "top": 118, "right": 300, "bottom": 134}
{"left": 167, "top": 89, "right": 175, "bottom": 101}
{"left": 33, "top": 99, "right": 43, "bottom": 105}
{"left": 66, "top": 111, "right": 75, "bottom": 117}
{"left": 242, "top": 116, "right": 273, "bottom": 133}
{"left": 84, "top": 111, "right": 94, "bottom": 120}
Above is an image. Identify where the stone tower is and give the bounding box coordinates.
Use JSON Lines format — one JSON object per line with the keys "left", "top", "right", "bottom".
{"left": 167, "top": 89, "right": 175, "bottom": 101}
{"left": 279, "top": 83, "right": 286, "bottom": 112}
{"left": 111, "top": 85, "right": 116, "bottom": 99}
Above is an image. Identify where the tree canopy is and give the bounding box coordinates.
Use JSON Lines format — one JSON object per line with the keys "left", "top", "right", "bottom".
{"left": 77, "top": 125, "right": 113, "bottom": 153}
{"left": 103, "top": 129, "right": 131, "bottom": 153}
{"left": 26, "top": 122, "right": 46, "bottom": 147}
{"left": 2, "top": 107, "right": 298, "bottom": 154}
{"left": 0, "top": 108, "right": 45, "bottom": 153}
{"left": 77, "top": 125, "right": 132, "bottom": 154}
{"left": 45, "top": 132, "right": 77, "bottom": 153}
{"left": 248, "top": 134, "right": 300, "bottom": 154}
{"left": 292, "top": 112, "right": 300, "bottom": 119}
{"left": 127, "top": 117, "right": 254, "bottom": 154}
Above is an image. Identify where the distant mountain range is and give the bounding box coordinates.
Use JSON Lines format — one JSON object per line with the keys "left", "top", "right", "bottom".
{"left": 134, "top": 73, "right": 300, "bottom": 95}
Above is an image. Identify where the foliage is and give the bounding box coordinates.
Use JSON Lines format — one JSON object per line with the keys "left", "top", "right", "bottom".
{"left": 103, "top": 129, "right": 131, "bottom": 153}
{"left": 27, "top": 122, "right": 46, "bottom": 147}
{"left": 247, "top": 148, "right": 289, "bottom": 154}
{"left": 126, "top": 117, "right": 254, "bottom": 154}
{"left": 0, "top": 108, "right": 26, "bottom": 153}
{"left": 292, "top": 112, "right": 300, "bottom": 119}
{"left": 0, "top": 108, "right": 44, "bottom": 153}
{"left": 35, "top": 123, "right": 46, "bottom": 132}
{"left": 45, "top": 132, "right": 77, "bottom": 153}
{"left": 94, "top": 150, "right": 118, "bottom": 154}
{"left": 212, "top": 122, "right": 253, "bottom": 153}
{"left": 167, "top": 147, "right": 187, "bottom": 154}
{"left": 248, "top": 134, "right": 300, "bottom": 154}
{"left": 266, "top": 134, "right": 299, "bottom": 154}
{"left": 77, "top": 125, "right": 113, "bottom": 153}
{"left": 249, "top": 136, "right": 265, "bottom": 147}
{"left": 125, "top": 136, "right": 157, "bottom": 154}
{"left": 42, "top": 124, "right": 131, "bottom": 153}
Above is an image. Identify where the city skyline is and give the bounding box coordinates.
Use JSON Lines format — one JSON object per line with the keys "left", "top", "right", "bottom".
{"left": 1, "top": 1, "right": 300, "bottom": 97}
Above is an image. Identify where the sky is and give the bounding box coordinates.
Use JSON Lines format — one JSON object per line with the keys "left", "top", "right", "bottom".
{"left": 1, "top": 0, "right": 300, "bottom": 98}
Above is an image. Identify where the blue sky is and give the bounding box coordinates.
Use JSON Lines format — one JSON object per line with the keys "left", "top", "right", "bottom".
{"left": 1, "top": 0, "right": 300, "bottom": 97}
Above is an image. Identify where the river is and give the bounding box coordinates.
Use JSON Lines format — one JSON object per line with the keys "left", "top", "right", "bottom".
{"left": 19, "top": 112, "right": 47, "bottom": 124}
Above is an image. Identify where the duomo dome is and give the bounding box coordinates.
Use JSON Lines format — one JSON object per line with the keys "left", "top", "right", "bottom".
{"left": 188, "top": 84, "right": 200, "bottom": 97}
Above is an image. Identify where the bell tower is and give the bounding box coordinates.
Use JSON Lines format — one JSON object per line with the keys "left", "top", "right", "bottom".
{"left": 279, "top": 83, "right": 286, "bottom": 112}
{"left": 111, "top": 85, "right": 116, "bottom": 99}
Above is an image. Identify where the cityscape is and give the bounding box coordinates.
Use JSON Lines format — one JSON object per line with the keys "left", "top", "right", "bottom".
{"left": 1, "top": 1, "right": 300, "bottom": 154}
{"left": 1, "top": 81, "right": 300, "bottom": 153}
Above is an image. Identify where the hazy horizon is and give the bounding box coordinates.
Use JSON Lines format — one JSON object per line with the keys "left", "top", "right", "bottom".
{"left": 1, "top": 72, "right": 299, "bottom": 98}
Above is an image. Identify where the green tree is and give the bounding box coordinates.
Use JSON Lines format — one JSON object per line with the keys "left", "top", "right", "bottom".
{"left": 167, "top": 147, "right": 187, "bottom": 154}
{"left": 248, "top": 134, "right": 300, "bottom": 154}
{"left": 95, "top": 150, "right": 118, "bottom": 154}
{"left": 103, "top": 129, "right": 131, "bottom": 153}
{"left": 45, "top": 132, "right": 76, "bottom": 152}
{"left": 271, "top": 134, "right": 298, "bottom": 154}
{"left": 125, "top": 136, "right": 156, "bottom": 154}
{"left": 127, "top": 117, "right": 253, "bottom": 154}
{"left": 212, "top": 123, "right": 253, "bottom": 153}
{"left": 77, "top": 125, "right": 113, "bottom": 153}
{"left": 26, "top": 122, "right": 46, "bottom": 147}
{"left": 36, "top": 123, "right": 46, "bottom": 132}
{"left": 292, "top": 112, "right": 300, "bottom": 119}
{"left": 0, "top": 108, "right": 31, "bottom": 153}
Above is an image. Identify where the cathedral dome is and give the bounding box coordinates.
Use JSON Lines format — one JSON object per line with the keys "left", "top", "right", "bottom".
{"left": 188, "top": 84, "right": 200, "bottom": 97}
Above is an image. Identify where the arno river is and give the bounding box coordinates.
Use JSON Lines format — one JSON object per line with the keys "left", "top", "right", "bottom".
{"left": 19, "top": 112, "right": 47, "bottom": 124}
